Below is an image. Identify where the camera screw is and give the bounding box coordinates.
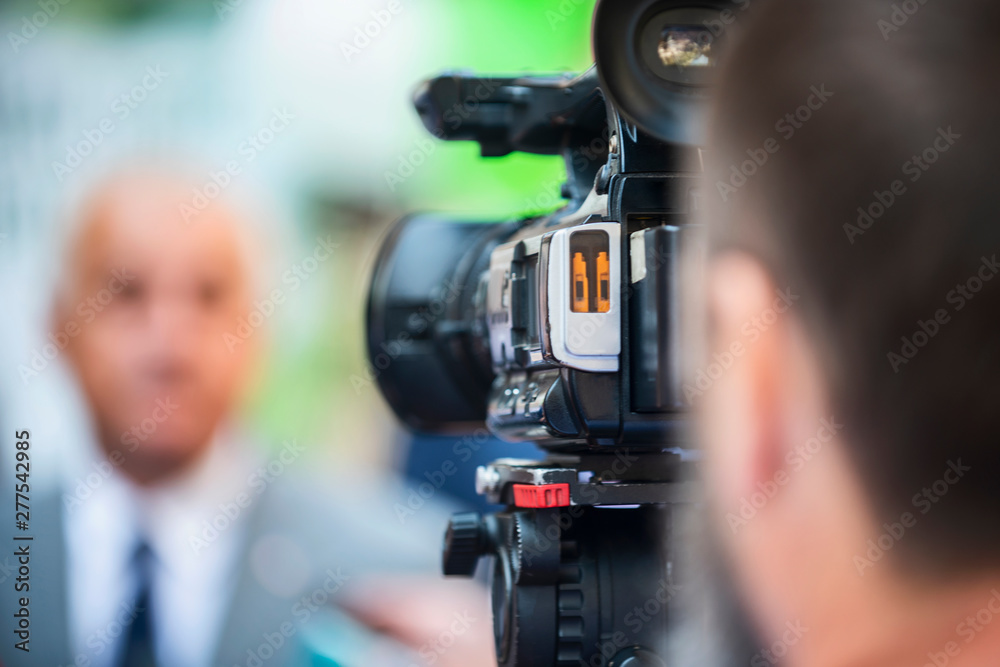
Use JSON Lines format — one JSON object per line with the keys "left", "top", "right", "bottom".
{"left": 476, "top": 465, "right": 501, "bottom": 496}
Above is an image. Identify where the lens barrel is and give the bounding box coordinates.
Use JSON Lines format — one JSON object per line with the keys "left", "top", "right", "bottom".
{"left": 366, "top": 215, "right": 516, "bottom": 431}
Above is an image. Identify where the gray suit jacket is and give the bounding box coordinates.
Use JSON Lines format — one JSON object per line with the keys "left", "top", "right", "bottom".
{"left": 0, "top": 470, "right": 454, "bottom": 667}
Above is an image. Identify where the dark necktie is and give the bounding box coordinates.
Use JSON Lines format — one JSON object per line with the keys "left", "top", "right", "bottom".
{"left": 119, "top": 541, "right": 158, "bottom": 667}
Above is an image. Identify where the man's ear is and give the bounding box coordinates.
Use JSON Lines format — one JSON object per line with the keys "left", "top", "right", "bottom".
{"left": 699, "top": 251, "right": 798, "bottom": 516}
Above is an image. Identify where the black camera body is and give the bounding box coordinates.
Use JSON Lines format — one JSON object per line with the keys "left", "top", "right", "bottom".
{"left": 367, "top": 1, "right": 736, "bottom": 664}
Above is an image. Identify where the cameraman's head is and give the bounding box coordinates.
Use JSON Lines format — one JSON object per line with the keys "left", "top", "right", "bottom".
{"left": 697, "top": 0, "right": 1000, "bottom": 664}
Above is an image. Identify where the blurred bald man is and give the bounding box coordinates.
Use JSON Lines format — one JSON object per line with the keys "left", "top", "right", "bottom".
{"left": 61, "top": 175, "right": 258, "bottom": 487}
{"left": 0, "top": 170, "right": 490, "bottom": 667}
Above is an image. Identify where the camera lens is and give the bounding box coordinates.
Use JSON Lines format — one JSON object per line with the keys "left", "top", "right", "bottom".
{"left": 656, "top": 25, "right": 716, "bottom": 77}
{"left": 594, "top": 0, "right": 731, "bottom": 144}
{"left": 366, "top": 214, "right": 516, "bottom": 431}
{"left": 639, "top": 10, "right": 721, "bottom": 87}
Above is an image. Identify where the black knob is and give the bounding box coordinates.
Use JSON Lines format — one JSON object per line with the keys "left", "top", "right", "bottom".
{"left": 443, "top": 512, "right": 485, "bottom": 576}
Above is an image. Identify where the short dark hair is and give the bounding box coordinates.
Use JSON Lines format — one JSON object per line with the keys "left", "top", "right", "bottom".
{"left": 706, "top": 0, "right": 1000, "bottom": 575}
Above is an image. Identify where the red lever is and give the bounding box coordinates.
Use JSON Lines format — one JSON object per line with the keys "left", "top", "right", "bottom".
{"left": 512, "top": 483, "right": 571, "bottom": 508}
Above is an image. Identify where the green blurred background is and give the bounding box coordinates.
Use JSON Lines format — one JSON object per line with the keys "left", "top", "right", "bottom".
{"left": 0, "top": 0, "right": 597, "bottom": 474}
{"left": 252, "top": 0, "right": 599, "bottom": 462}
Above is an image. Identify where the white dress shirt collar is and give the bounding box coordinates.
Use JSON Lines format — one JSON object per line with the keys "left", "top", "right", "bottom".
{"left": 64, "top": 428, "right": 260, "bottom": 667}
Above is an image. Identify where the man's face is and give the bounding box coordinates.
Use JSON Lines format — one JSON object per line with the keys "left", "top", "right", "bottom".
{"left": 61, "top": 178, "right": 257, "bottom": 482}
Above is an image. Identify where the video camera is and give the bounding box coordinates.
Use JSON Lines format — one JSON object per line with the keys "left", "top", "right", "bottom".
{"left": 367, "top": 1, "right": 736, "bottom": 664}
